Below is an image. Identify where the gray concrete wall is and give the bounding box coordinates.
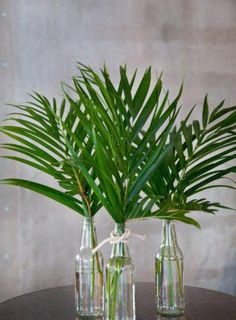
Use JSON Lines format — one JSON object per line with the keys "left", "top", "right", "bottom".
{"left": 0, "top": 0, "right": 236, "bottom": 302}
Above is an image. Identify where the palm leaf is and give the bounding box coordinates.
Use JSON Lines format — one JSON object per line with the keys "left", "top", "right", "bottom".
{"left": 147, "top": 96, "right": 236, "bottom": 226}
{"left": 0, "top": 179, "right": 83, "bottom": 214}
{"left": 63, "top": 64, "right": 182, "bottom": 223}
{"left": 0, "top": 93, "right": 101, "bottom": 217}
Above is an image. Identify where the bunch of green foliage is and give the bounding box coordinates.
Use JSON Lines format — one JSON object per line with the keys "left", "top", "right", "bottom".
{"left": 1, "top": 63, "right": 235, "bottom": 228}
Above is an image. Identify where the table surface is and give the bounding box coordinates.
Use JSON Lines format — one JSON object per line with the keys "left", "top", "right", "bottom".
{"left": 0, "top": 282, "right": 236, "bottom": 320}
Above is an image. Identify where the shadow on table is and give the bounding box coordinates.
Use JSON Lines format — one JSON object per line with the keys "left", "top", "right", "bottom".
{"left": 75, "top": 316, "right": 188, "bottom": 320}
{"left": 75, "top": 316, "right": 186, "bottom": 320}
{"left": 75, "top": 317, "right": 103, "bottom": 320}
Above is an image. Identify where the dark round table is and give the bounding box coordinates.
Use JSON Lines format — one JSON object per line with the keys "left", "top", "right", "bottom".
{"left": 0, "top": 283, "right": 236, "bottom": 320}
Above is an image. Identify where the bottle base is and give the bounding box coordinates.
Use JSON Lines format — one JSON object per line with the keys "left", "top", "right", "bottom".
{"left": 105, "top": 318, "right": 135, "bottom": 320}
{"left": 157, "top": 309, "right": 184, "bottom": 318}
{"left": 76, "top": 312, "right": 103, "bottom": 320}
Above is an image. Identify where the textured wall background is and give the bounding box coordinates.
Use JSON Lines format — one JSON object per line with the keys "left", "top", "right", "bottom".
{"left": 1, "top": 0, "right": 236, "bottom": 302}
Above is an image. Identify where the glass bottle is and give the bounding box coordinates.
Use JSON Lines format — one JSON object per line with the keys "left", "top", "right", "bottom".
{"left": 106, "top": 223, "right": 136, "bottom": 320}
{"left": 155, "top": 220, "right": 184, "bottom": 317}
{"left": 75, "top": 216, "right": 104, "bottom": 318}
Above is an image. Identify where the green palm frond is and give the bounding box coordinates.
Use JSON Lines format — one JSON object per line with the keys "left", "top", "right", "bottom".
{"left": 0, "top": 93, "right": 101, "bottom": 216}
{"left": 146, "top": 95, "right": 236, "bottom": 226}
{"left": 3, "top": 63, "right": 231, "bottom": 228}
{"left": 62, "top": 63, "right": 183, "bottom": 223}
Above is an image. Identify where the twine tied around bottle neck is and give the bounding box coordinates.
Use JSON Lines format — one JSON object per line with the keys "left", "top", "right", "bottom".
{"left": 91, "top": 228, "right": 146, "bottom": 255}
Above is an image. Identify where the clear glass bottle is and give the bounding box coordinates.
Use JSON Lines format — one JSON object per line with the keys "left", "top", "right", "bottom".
{"left": 106, "top": 223, "right": 136, "bottom": 320}
{"left": 75, "top": 216, "right": 104, "bottom": 318}
{"left": 155, "top": 220, "right": 184, "bottom": 317}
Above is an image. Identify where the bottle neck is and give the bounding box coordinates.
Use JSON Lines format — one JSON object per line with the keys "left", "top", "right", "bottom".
{"left": 161, "top": 220, "right": 178, "bottom": 248}
{"left": 80, "top": 216, "right": 96, "bottom": 249}
{"left": 111, "top": 223, "right": 130, "bottom": 258}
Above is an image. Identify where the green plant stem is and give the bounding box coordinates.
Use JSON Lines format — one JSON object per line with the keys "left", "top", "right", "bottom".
{"left": 90, "top": 219, "right": 95, "bottom": 299}
{"left": 72, "top": 167, "right": 92, "bottom": 216}
{"left": 90, "top": 218, "right": 103, "bottom": 300}
{"left": 172, "top": 227, "right": 184, "bottom": 298}
{"left": 167, "top": 244, "right": 175, "bottom": 307}
{"left": 106, "top": 258, "right": 123, "bottom": 320}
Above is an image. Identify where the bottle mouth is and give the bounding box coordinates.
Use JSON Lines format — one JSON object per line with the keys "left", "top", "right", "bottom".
{"left": 84, "top": 215, "right": 94, "bottom": 223}
{"left": 114, "top": 222, "right": 126, "bottom": 236}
